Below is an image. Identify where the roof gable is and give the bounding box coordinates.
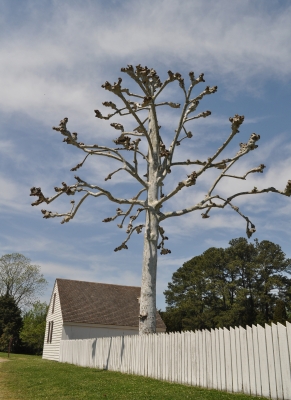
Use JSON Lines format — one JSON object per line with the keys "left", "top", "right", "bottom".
{"left": 56, "top": 279, "right": 166, "bottom": 329}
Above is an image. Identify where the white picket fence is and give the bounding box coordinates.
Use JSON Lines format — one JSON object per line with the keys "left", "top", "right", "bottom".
{"left": 59, "top": 322, "right": 291, "bottom": 399}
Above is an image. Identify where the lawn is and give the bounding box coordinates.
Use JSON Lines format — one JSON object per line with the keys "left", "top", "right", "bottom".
{"left": 0, "top": 352, "right": 268, "bottom": 400}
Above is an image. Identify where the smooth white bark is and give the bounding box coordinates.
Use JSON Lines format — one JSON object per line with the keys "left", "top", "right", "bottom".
{"left": 139, "top": 105, "right": 160, "bottom": 334}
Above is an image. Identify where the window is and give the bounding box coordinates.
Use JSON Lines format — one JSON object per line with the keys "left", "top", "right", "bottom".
{"left": 52, "top": 293, "right": 56, "bottom": 314}
{"left": 49, "top": 321, "right": 54, "bottom": 343}
{"left": 47, "top": 321, "right": 54, "bottom": 343}
{"left": 47, "top": 322, "right": 51, "bottom": 343}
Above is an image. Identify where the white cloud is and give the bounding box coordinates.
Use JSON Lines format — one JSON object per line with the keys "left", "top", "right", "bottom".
{"left": 1, "top": 0, "right": 291, "bottom": 312}
{"left": 1, "top": 0, "right": 291, "bottom": 128}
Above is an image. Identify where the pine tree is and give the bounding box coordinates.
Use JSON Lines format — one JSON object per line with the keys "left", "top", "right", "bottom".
{"left": 0, "top": 294, "right": 22, "bottom": 352}
{"left": 164, "top": 238, "right": 291, "bottom": 331}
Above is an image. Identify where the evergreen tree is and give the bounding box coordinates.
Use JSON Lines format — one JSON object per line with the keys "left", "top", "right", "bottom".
{"left": 164, "top": 238, "right": 291, "bottom": 331}
{"left": 0, "top": 294, "right": 22, "bottom": 352}
{"left": 273, "top": 299, "right": 288, "bottom": 325}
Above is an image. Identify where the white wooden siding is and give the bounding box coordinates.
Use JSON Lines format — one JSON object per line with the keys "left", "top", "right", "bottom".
{"left": 62, "top": 323, "right": 165, "bottom": 340}
{"left": 62, "top": 324, "right": 139, "bottom": 340}
{"left": 42, "top": 281, "right": 63, "bottom": 361}
{"left": 60, "top": 322, "right": 291, "bottom": 400}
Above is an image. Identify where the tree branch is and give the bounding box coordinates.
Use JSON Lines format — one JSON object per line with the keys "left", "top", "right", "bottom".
{"left": 159, "top": 184, "right": 289, "bottom": 224}
{"left": 117, "top": 92, "right": 154, "bottom": 156}
{"left": 161, "top": 76, "right": 216, "bottom": 180}
{"left": 79, "top": 143, "right": 148, "bottom": 188}
{"left": 157, "top": 171, "right": 197, "bottom": 207}
{"left": 114, "top": 223, "right": 145, "bottom": 252}
{"left": 157, "top": 226, "right": 171, "bottom": 255}
{"left": 104, "top": 168, "right": 124, "bottom": 181}
{"left": 207, "top": 133, "right": 261, "bottom": 196}
{"left": 196, "top": 114, "right": 245, "bottom": 178}
{"left": 40, "top": 193, "right": 90, "bottom": 224}
{"left": 223, "top": 164, "right": 266, "bottom": 180}
{"left": 101, "top": 188, "right": 146, "bottom": 228}
{"left": 184, "top": 110, "right": 212, "bottom": 123}
{"left": 72, "top": 175, "right": 145, "bottom": 205}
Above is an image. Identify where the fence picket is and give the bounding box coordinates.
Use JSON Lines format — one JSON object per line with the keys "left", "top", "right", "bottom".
{"left": 191, "top": 331, "right": 197, "bottom": 386}
{"left": 251, "top": 325, "right": 262, "bottom": 397}
{"left": 265, "top": 323, "right": 278, "bottom": 399}
{"left": 177, "top": 332, "right": 181, "bottom": 383}
{"left": 170, "top": 332, "right": 174, "bottom": 383}
{"left": 246, "top": 325, "right": 256, "bottom": 396}
{"left": 154, "top": 333, "right": 158, "bottom": 379}
{"left": 230, "top": 327, "right": 238, "bottom": 393}
{"left": 235, "top": 327, "right": 243, "bottom": 393}
{"left": 189, "top": 331, "right": 192, "bottom": 385}
{"left": 210, "top": 329, "right": 216, "bottom": 390}
{"left": 272, "top": 323, "right": 283, "bottom": 400}
{"left": 197, "top": 330, "right": 202, "bottom": 387}
{"left": 219, "top": 328, "right": 226, "bottom": 391}
{"left": 223, "top": 327, "right": 232, "bottom": 393}
{"left": 215, "top": 328, "right": 221, "bottom": 390}
{"left": 239, "top": 326, "right": 250, "bottom": 395}
{"left": 202, "top": 330, "right": 207, "bottom": 388}
{"left": 205, "top": 329, "right": 212, "bottom": 388}
{"left": 277, "top": 322, "right": 291, "bottom": 399}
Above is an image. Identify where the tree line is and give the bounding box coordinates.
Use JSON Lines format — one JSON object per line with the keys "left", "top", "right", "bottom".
{"left": 0, "top": 253, "right": 48, "bottom": 355}
{"left": 161, "top": 238, "right": 291, "bottom": 332}
{"left": 2, "top": 240, "right": 290, "bottom": 352}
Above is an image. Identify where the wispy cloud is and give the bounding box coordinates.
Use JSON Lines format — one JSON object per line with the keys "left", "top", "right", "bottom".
{"left": 1, "top": 0, "right": 291, "bottom": 127}
{"left": 1, "top": 0, "right": 291, "bottom": 310}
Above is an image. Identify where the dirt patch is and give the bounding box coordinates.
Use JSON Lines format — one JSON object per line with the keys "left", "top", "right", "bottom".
{"left": 0, "top": 358, "right": 10, "bottom": 362}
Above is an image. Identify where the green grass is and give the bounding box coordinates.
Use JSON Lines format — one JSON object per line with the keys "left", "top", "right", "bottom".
{"left": 0, "top": 352, "right": 268, "bottom": 400}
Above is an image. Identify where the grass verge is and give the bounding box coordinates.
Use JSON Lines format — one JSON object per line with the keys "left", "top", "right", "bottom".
{"left": 0, "top": 352, "right": 268, "bottom": 400}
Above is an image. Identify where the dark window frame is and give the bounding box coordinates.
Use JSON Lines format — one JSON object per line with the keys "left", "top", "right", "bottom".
{"left": 47, "top": 321, "right": 51, "bottom": 343}
{"left": 49, "top": 321, "right": 54, "bottom": 343}
{"left": 52, "top": 293, "right": 56, "bottom": 314}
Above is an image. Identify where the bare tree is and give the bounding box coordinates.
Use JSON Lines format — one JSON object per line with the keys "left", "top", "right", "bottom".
{"left": 0, "top": 253, "right": 47, "bottom": 309}
{"left": 30, "top": 65, "right": 291, "bottom": 335}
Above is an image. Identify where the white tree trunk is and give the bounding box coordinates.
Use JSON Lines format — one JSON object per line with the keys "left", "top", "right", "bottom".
{"left": 139, "top": 104, "right": 160, "bottom": 335}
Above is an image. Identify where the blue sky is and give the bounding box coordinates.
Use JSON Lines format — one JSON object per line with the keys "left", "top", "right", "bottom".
{"left": 1, "top": 0, "right": 291, "bottom": 310}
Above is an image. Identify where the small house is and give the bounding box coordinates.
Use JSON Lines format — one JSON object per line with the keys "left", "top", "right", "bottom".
{"left": 42, "top": 278, "right": 166, "bottom": 361}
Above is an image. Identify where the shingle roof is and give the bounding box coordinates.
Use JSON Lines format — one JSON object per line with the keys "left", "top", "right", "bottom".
{"left": 56, "top": 278, "right": 166, "bottom": 329}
